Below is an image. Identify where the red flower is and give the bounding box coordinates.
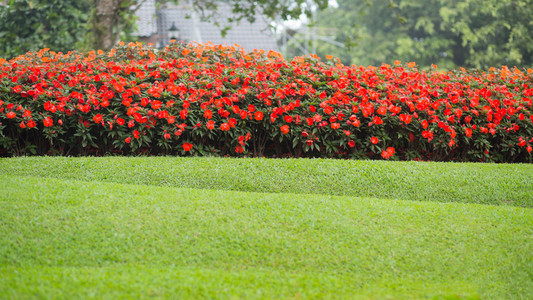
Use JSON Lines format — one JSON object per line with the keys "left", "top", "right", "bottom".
{"left": 43, "top": 116, "right": 53, "bottom": 127}
{"left": 27, "top": 119, "right": 36, "bottom": 128}
{"left": 220, "top": 123, "right": 230, "bottom": 131}
{"left": 180, "top": 109, "right": 188, "bottom": 119}
{"left": 6, "top": 111, "right": 16, "bottom": 119}
{"left": 381, "top": 147, "right": 395, "bottom": 159}
{"left": 151, "top": 100, "right": 162, "bottom": 110}
{"left": 117, "top": 118, "right": 125, "bottom": 126}
{"left": 125, "top": 137, "right": 131, "bottom": 143}
{"left": 371, "top": 136, "right": 379, "bottom": 144}
{"left": 306, "top": 139, "right": 314, "bottom": 146}
{"left": 183, "top": 142, "right": 193, "bottom": 152}
{"left": 465, "top": 128, "right": 472, "bottom": 138}
{"left": 19, "top": 121, "right": 26, "bottom": 128}
{"left": 133, "top": 130, "right": 140, "bottom": 139}
{"left": 348, "top": 140, "right": 355, "bottom": 147}
{"left": 235, "top": 145, "right": 244, "bottom": 153}
{"left": 93, "top": 114, "right": 103, "bottom": 123}
{"left": 284, "top": 115, "right": 293, "bottom": 123}
{"left": 254, "top": 111, "right": 264, "bottom": 121}
{"left": 421, "top": 120, "right": 429, "bottom": 129}
{"left": 399, "top": 114, "right": 412, "bottom": 124}
{"left": 206, "top": 120, "right": 215, "bottom": 130}
{"left": 204, "top": 109, "right": 213, "bottom": 119}
{"left": 422, "top": 130, "right": 434, "bottom": 142}
{"left": 372, "top": 116, "right": 383, "bottom": 125}
{"left": 518, "top": 138, "right": 526, "bottom": 147}
{"left": 280, "top": 125, "right": 290, "bottom": 134}
{"left": 331, "top": 122, "right": 340, "bottom": 129}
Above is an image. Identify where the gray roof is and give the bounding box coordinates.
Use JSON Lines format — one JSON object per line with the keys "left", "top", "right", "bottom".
{"left": 133, "top": 0, "right": 279, "bottom": 52}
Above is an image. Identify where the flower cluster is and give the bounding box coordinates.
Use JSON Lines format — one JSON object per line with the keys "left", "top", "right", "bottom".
{"left": 1, "top": 42, "right": 532, "bottom": 162}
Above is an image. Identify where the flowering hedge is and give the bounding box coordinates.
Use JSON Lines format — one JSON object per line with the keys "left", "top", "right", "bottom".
{"left": 1, "top": 42, "right": 532, "bottom": 162}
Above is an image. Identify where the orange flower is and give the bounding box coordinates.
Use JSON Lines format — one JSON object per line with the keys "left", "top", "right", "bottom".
{"left": 280, "top": 125, "right": 290, "bottom": 134}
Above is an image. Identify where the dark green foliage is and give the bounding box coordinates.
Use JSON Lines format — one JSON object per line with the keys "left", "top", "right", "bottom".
{"left": 0, "top": 0, "right": 90, "bottom": 58}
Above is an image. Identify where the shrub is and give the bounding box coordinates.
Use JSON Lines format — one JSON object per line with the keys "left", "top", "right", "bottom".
{"left": 0, "top": 42, "right": 532, "bottom": 162}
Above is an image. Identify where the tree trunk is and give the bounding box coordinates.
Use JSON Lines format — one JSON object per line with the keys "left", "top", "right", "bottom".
{"left": 93, "top": 0, "right": 122, "bottom": 50}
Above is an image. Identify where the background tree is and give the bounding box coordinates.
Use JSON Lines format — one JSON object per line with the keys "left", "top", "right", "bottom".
{"left": 0, "top": 0, "right": 91, "bottom": 58}
{"left": 290, "top": 0, "right": 533, "bottom": 70}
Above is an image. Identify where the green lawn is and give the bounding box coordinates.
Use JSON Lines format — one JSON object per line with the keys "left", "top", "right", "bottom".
{"left": 1, "top": 157, "right": 532, "bottom": 299}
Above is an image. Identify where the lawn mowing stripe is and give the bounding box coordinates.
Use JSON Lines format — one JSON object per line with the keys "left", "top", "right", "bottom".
{"left": 1, "top": 174, "right": 532, "bottom": 299}
{"left": 0, "top": 265, "right": 481, "bottom": 300}
{"left": 1, "top": 156, "right": 532, "bottom": 207}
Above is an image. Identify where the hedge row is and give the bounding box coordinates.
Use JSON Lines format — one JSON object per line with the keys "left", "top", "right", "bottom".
{"left": 1, "top": 42, "right": 532, "bottom": 162}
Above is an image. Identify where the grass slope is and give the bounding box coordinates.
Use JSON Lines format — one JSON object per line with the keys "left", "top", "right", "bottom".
{"left": 1, "top": 156, "right": 533, "bottom": 207}
{"left": 1, "top": 160, "right": 533, "bottom": 298}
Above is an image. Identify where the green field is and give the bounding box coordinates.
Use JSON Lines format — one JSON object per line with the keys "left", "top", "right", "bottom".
{"left": 1, "top": 157, "right": 532, "bottom": 299}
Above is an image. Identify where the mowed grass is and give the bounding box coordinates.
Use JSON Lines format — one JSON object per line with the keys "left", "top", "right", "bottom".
{"left": 1, "top": 157, "right": 532, "bottom": 299}
{"left": 1, "top": 156, "right": 533, "bottom": 207}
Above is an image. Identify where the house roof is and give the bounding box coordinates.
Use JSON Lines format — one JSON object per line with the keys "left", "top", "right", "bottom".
{"left": 133, "top": 0, "right": 279, "bottom": 52}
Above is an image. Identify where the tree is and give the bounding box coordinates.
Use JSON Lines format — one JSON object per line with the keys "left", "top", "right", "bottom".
{"left": 0, "top": 0, "right": 91, "bottom": 58}
{"left": 0, "top": 0, "right": 330, "bottom": 58}
{"left": 91, "top": 0, "right": 137, "bottom": 51}
{"left": 291, "top": 0, "right": 533, "bottom": 69}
